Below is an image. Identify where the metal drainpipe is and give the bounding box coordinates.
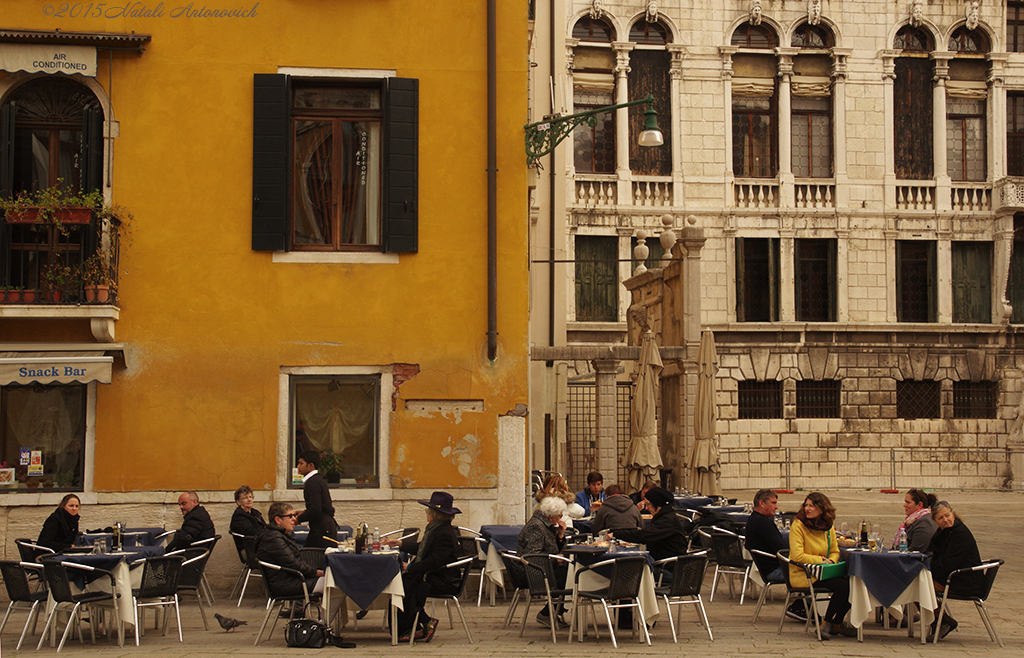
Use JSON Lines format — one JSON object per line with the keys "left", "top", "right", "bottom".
{"left": 546, "top": 0, "right": 556, "bottom": 364}
{"left": 487, "top": 0, "right": 499, "bottom": 363}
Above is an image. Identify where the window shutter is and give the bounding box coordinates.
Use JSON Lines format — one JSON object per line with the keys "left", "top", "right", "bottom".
{"left": 384, "top": 77, "right": 418, "bottom": 253}
{"left": 926, "top": 240, "right": 937, "bottom": 322}
{"left": 252, "top": 74, "right": 290, "bottom": 251}
{"left": 627, "top": 49, "right": 671, "bottom": 176}
{"left": 768, "top": 237, "right": 780, "bottom": 321}
{"left": 894, "top": 58, "right": 934, "bottom": 180}
{"left": 828, "top": 238, "right": 837, "bottom": 321}
{"left": 81, "top": 106, "right": 104, "bottom": 194}
{"left": 0, "top": 102, "right": 14, "bottom": 198}
{"left": 735, "top": 237, "right": 747, "bottom": 321}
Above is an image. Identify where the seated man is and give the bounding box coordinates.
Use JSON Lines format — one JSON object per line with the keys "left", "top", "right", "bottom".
{"left": 574, "top": 471, "right": 606, "bottom": 516}
{"left": 608, "top": 487, "right": 688, "bottom": 561}
{"left": 167, "top": 490, "right": 216, "bottom": 552}
{"left": 591, "top": 484, "right": 643, "bottom": 535}
{"left": 744, "top": 488, "right": 805, "bottom": 621}
{"left": 629, "top": 479, "right": 659, "bottom": 514}
{"left": 255, "top": 501, "right": 324, "bottom": 597}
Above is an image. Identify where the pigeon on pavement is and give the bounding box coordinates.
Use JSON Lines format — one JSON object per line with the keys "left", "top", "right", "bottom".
{"left": 214, "top": 613, "right": 247, "bottom": 632}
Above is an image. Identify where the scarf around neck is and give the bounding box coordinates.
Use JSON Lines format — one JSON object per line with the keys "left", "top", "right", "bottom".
{"left": 796, "top": 508, "right": 832, "bottom": 532}
{"left": 891, "top": 507, "right": 929, "bottom": 549}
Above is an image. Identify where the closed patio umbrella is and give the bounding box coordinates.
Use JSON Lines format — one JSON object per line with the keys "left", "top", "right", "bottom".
{"left": 626, "top": 331, "right": 663, "bottom": 492}
{"left": 688, "top": 330, "right": 722, "bottom": 496}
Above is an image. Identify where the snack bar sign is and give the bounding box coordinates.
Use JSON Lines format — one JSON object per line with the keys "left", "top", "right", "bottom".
{"left": 0, "top": 44, "right": 97, "bottom": 77}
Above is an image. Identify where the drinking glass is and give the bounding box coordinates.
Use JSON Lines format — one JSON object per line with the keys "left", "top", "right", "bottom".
{"left": 840, "top": 521, "right": 849, "bottom": 538}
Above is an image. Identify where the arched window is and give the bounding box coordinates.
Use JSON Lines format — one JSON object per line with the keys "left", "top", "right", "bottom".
{"left": 1, "top": 77, "right": 104, "bottom": 195}
{"left": 732, "top": 22, "right": 777, "bottom": 49}
{"left": 948, "top": 26, "right": 989, "bottom": 53}
{"left": 629, "top": 19, "right": 670, "bottom": 45}
{"left": 792, "top": 23, "right": 833, "bottom": 49}
{"left": 572, "top": 17, "right": 614, "bottom": 43}
{"left": 894, "top": 25, "right": 933, "bottom": 52}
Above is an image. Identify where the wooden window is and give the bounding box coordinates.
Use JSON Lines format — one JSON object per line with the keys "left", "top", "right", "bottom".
{"left": 1011, "top": 3, "right": 1024, "bottom": 53}
{"left": 628, "top": 49, "right": 671, "bottom": 176}
{"left": 947, "top": 98, "right": 986, "bottom": 181}
{"left": 573, "top": 17, "right": 614, "bottom": 42}
{"left": 289, "top": 375, "right": 380, "bottom": 488}
{"left": 953, "top": 381, "right": 997, "bottom": 419}
{"left": 897, "top": 380, "right": 941, "bottom": 419}
{"left": 732, "top": 96, "right": 776, "bottom": 178}
{"left": 731, "top": 23, "right": 776, "bottom": 49}
{"left": 574, "top": 235, "right": 618, "bottom": 322}
{"left": 796, "top": 379, "right": 840, "bottom": 418}
{"left": 795, "top": 238, "right": 835, "bottom": 322}
{"left": 573, "top": 90, "right": 616, "bottom": 174}
{"left": 1007, "top": 94, "right": 1024, "bottom": 177}
{"left": 251, "top": 75, "right": 418, "bottom": 253}
{"left": 736, "top": 237, "right": 779, "bottom": 322}
{"left": 894, "top": 57, "right": 934, "bottom": 180}
{"left": 792, "top": 97, "right": 831, "bottom": 178}
{"left": 1009, "top": 215, "right": 1024, "bottom": 323}
{"left": 952, "top": 241, "right": 992, "bottom": 323}
{"left": 948, "top": 27, "right": 989, "bottom": 54}
{"left": 791, "top": 23, "right": 833, "bottom": 49}
{"left": 1, "top": 384, "right": 86, "bottom": 492}
{"left": 897, "top": 241, "right": 936, "bottom": 322}
{"left": 629, "top": 20, "right": 670, "bottom": 45}
{"left": 738, "top": 380, "right": 782, "bottom": 419}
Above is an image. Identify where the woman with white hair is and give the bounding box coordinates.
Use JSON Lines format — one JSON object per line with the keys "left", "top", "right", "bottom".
{"left": 517, "top": 495, "right": 569, "bottom": 628}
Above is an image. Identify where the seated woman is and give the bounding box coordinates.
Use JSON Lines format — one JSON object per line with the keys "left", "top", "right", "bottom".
{"left": 789, "top": 491, "right": 855, "bottom": 638}
{"left": 37, "top": 494, "right": 81, "bottom": 552}
{"left": 891, "top": 488, "right": 938, "bottom": 552}
{"left": 385, "top": 491, "right": 463, "bottom": 643}
{"left": 517, "top": 495, "right": 569, "bottom": 628}
{"left": 255, "top": 502, "right": 324, "bottom": 598}
{"left": 607, "top": 487, "right": 687, "bottom": 561}
{"left": 229, "top": 485, "right": 266, "bottom": 553}
{"left": 929, "top": 500, "right": 983, "bottom": 640}
{"left": 534, "top": 473, "right": 585, "bottom": 524}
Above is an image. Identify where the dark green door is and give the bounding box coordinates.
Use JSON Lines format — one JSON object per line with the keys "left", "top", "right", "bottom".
{"left": 575, "top": 235, "right": 618, "bottom": 322}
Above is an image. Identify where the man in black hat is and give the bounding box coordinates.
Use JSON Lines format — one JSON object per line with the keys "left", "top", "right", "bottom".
{"left": 608, "top": 486, "right": 689, "bottom": 560}
{"left": 384, "top": 491, "right": 463, "bottom": 643}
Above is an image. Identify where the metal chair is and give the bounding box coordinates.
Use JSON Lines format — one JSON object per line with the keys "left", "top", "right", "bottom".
{"left": 254, "top": 560, "right": 323, "bottom": 646}
{"left": 708, "top": 527, "right": 753, "bottom": 604}
{"left": 498, "top": 550, "right": 530, "bottom": 628}
{"left": 0, "top": 560, "right": 48, "bottom": 650}
{"left": 511, "top": 553, "right": 572, "bottom": 642}
{"left": 381, "top": 527, "right": 420, "bottom": 542}
{"left": 167, "top": 547, "right": 211, "bottom": 630}
{"left": 775, "top": 550, "right": 829, "bottom": 642}
{"left": 749, "top": 548, "right": 783, "bottom": 622}
{"left": 570, "top": 554, "right": 651, "bottom": 648}
{"left": 130, "top": 555, "right": 184, "bottom": 645}
{"left": 933, "top": 558, "right": 1003, "bottom": 646}
{"left": 36, "top": 558, "right": 121, "bottom": 652}
{"left": 653, "top": 551, "right": 713, "bottom": 642}
{"left": 456, "top": 527, "right": 489, "bottom": 606}
{"left": 410, "top": 556, "right": 475, "bottom": 645}
{"left": 190, "top": 534, "right": 220, "bottom": 603}
{"left": 15, "top": 539, "right": 55, "bottom": 589}
{"left": 228, "top": 532, "right": 250, "bottom": 601}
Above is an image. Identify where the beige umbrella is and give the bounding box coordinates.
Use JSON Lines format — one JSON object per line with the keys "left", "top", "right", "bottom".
{"left": 626, "top": 331, "right": 664, "bottom": 492}
{"left": 688, "top": 330, "right": 722, "bottom": 496}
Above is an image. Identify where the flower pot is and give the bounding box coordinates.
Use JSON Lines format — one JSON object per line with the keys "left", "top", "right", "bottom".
{"left": 46, "top": 290, "right": 63, "bottom": 303}
{"left": 1, "top": 290, "right": 20, "bottom": 303}
{"left": 4, "top": 207, "right": 93, "bottom": 224}
{"left": 20, "top": 289, "right": 37, "bottom": 304}
{"left": 84, "top": 284, "right": 110, "bottom": 303}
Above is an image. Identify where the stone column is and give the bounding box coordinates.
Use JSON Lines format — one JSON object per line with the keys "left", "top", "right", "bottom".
{"left": 669, "top": 44, "right": 686, "bottom": 207}
{"left": 720, "top": 47, "right": 738, "bottom": 203}
{"left": 680, "top": 221, "right": 707, "bottom": 462}
{"left": 592, "top": 358, "right": 621, "bottom": 478}
{"left": 613, "top": 41, "right": 634, "bottom": 204}
{"left": 933, "top": 53, "right": 952, "bottom": 211}
{"left": 881, "top": 52, "right": 897, "bottom": 209}
{"left": 989, "top": 53, "right": 1008, "bottom": 179}
{"left": 777, "top": 51, "right": 795, "bottom": 208}
{"left": 831, "top": 49, "right": 852, "bottom": 208}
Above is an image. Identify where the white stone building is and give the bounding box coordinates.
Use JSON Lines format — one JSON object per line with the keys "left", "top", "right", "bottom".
{"left": 528, "top": 0, "right": 1024, "bottom": 492}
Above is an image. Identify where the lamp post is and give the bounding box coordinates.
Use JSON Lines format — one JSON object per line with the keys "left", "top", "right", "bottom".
{"left": 523, "top": 93, "right": 663, "bottom": 165}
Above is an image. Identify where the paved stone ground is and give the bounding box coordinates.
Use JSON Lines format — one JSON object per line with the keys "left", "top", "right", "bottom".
{"left": 7, "top": 489, "right": 1021, "bottom": 656}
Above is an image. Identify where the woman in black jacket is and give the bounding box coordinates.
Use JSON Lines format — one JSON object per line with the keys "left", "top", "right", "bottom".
{"left": 929, "top": 501, "right": 984, "bottom": 640}
{"left": 37, "top": 494, "right": 81, "bottom": 552}
{"left": 229, "top": 485, "right": 266, "bottom": 553}
{"left": 608, "top": 487, "right": 688, "bottom": 560}
{"left": 386, "top": 491, "right": 463, "bottom": 643}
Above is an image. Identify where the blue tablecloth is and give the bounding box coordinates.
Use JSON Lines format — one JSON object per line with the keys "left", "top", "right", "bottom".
{"left": 573, "top": 549, "right": 654, "bottom": 578}
{"left": 479, "top": 524, "right": 523, "bottom": 553}
{"left": 293, "top": 526, "right": 351, "bottom": 547}
{"left": 77, "top": 527, "right": 167, "bottom": 549}
{"left": 698, "top": 505, "right": 750, "bottom": 525}
{"left": 846, "top": 549, "right": 930, "bottom": 609}
{"left": 325, "top": 552, "right": 402, "bottom": 611}
{"left": 674, "top": 496, "right": 714, "bottom": 511}
{"left": 55, "top": 545, "right": 163, "bottom": 588}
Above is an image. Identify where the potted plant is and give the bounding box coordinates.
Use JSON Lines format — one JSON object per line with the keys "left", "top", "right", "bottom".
{"left": 41, "top": 259, "right": 76, "bottom": 303}
{"left": 319, "top": 450, "right": 344, "bottom": 484}
{"left": 0, "top": 287, "right": 20, "bottom": 304}
{"left": 0, "top": 186, "right": 102, "bottom": 233}
{"left": 82, "top": 253, "right": 114, "bottom": 303}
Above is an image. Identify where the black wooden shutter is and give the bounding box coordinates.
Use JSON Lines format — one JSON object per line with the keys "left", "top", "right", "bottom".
{"left": 81, "top": 107, "right": 104, "bottom": 194}
{"left": 768, "top": 237, "right": 779, "bottom": 321}
{"left": 0, "top": 103, "right": 14, "bottom": 198}
{"left": 384, "top": 77, "right": 418, "bottom": 253}
{"left": 894, "top": 58, "right": 934, "bottom": 180}
{"left": 252, "top": 74, "right": 290, "bottom": 251}
{"left": 628, "top": 49, "right": 671, "bottom": 176}
{"left": 952, "top": 242, "right": 992, "bottom": 323}
{"left": 735, "top": 237, "right": 747, "bottom": 321}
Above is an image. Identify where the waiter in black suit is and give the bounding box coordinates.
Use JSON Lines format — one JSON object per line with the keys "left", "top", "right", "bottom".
{"left": 295, "top": 450, "right": 339, "bottom": 548}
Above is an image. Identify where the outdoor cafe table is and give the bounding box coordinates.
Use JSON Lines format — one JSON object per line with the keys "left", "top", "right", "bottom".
{"left": 323, "top": 551, "right": 404, "bottom": 645}
{"left": 564, "top": 546, "right": 660, "bottom": 635}
{"left": 77, "top": 527, "right": 167, "bottom": 549}
{"left": 674, "top": 495, "right": 714, "bottom": 511}
{"left": 479, "top": 524, "right": 523, "bottom": 605}
{"left": 293, "top": 526, "right": 352, "bottom": 548}
{"left": 845, "top": 548, "right": 937, "bottom": 644}
{"left": 44, "top": 545, "right": 165, "bottom": 645}
{"left": 697, "top": 504, "right": 750, "bottom": 525}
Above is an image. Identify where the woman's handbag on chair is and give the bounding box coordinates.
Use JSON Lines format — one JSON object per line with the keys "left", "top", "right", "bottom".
{"left": 807, "top": 532, "right": 847, "bottom": 581}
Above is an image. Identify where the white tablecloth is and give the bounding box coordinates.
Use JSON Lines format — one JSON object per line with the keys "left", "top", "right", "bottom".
{"left": 850, "top": 569, "right": 937, "bottom": 643}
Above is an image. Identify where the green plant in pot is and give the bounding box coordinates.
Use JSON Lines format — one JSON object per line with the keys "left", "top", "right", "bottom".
{"left": 82, "top": 253, "right": 115, "bottom": 303}
{"left": 0, "top": 186, "right": 103, "bottom": 235}
{"left": 41, "top": 259, "right": 77, "bottom": 303}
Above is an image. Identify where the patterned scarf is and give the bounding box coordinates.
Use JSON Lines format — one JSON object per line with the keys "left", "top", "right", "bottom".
{"left": 891, "top": 507, "right": 929, "bottom": 549}
{"left": 795, "top": 508, "right": 832, "bottom": 532}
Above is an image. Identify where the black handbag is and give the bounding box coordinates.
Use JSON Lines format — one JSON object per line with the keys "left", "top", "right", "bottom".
{"left": 284, "top": 604, "right": 355, "bottom": 649}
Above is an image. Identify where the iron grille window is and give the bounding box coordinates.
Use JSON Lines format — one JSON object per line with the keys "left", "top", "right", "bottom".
{"left": 629, "top": 20, "right": 669, "bottom": 45}
{"left": 795, "top": 238, "right": 836, "bottom": 322}
{"left": 732, "top": 96, "right": 776, "bottom": 178}
{"left": 1012, "top": 3, "right": 1024, "bottom": 53}
{"left": 573, "top": 17, "right": 614, "bottom": 42}
{"left": 573, "top": 90, "right": 616, "bottom": 174}
{"left": 791, "top": 96, "right": 832, "bottom": 178}
{"left": 946, "top": 98, "right": 986, "bottom": 182}
{"left": 792, "top": 23, "right": 832, "bottom": 49}
{"left": 796, "top": 380, "right": 840, "bottom": 418}
{"left": 953, "top": 381, "right": 996, "bottom": 419}
{"left": 897, "top": 380, "right": 941, "bottom": 419}
{"left": 736, "top": 237, "right": 779, "bottom": 322}
{"left": 566, "top": 382, "right": 632, "bottom": 491}
{"left": 897, "top": 240, "right": 936, "bottom": 322}
{"left": 738, "top": 380, "right": 782, "bottom": 419}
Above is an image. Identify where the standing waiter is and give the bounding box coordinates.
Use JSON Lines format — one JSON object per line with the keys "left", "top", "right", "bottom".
{"left": 295, "top": 450, "right": 339, "bottom": 548}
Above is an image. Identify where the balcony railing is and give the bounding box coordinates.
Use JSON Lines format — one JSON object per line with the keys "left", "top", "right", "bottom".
{"left": 895, "top": 182, "right": 936, "bottom": 210}
{"left": 734, "top": 180, "right": 779, "bottom": 208}
{"left": 950, "top": 183, "right": 991, "bottom": 211}
{"left": 794, "top": 181, "right": 835, "bottom": 208}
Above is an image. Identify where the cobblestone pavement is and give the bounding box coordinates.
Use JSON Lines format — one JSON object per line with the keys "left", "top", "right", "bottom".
{"left": 9, "top": 489, "right": 1021, "bottom": 656}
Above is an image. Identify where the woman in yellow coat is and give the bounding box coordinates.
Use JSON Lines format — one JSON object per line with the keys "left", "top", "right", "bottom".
{"left": 789, "top": 491, "right": 855, "bottom": 638}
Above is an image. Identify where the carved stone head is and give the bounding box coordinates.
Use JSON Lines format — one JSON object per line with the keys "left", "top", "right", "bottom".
{"left": 910, "top": 0, "right": 925, "bottom": 27}
{"left": 808, "top": 0, "right": 822, "bottom": 26}
{"left": 966, "top": 1, "right": 980, "bottom": 31}
{"left": 750, "top": 0, "right": 763, "bottom": 26}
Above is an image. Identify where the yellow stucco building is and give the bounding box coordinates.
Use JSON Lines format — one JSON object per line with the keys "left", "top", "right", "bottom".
{"left": 0, "top": 0, "right": 530, "bottom": 579}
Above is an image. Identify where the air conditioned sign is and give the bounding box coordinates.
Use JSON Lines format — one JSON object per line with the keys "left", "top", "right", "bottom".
{"left": 0, "top": 44, "right": 97, "bottom": 77}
